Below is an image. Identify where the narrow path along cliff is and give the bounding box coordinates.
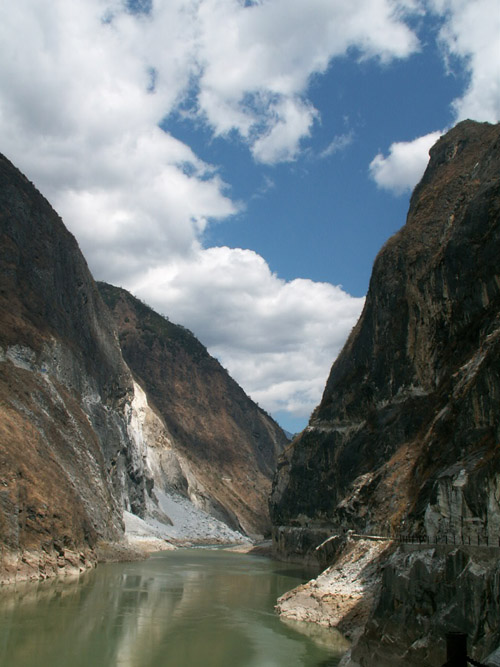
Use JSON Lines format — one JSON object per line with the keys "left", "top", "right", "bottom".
{"left": 2, "top": 120, "right": 500, "bottom": 667}
{"left": 270, "top": 121, "right": 500, "bottom": 667}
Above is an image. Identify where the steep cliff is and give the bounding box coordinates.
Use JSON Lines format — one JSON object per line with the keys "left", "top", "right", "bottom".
{"left": 270, "top": 121, "right": 500, "bottom": 663}
{"left": 98, "top": 283, "right": 288, "bottom": 538}
{"left": 0, "top": 153, "right": 156, "bottom": 582}
{"left": 0, "top": 151, "right": 286, "bottom": 583}
{"left": 271, "top": 120, "right": 500, "bottom": 543}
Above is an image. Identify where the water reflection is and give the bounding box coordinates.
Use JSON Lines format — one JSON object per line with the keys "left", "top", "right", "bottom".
{"left": 0, "top": 550, "right": 348, "bottom": 667}
{"left": 280, "top": 618, "right": 350, "bottom": 654}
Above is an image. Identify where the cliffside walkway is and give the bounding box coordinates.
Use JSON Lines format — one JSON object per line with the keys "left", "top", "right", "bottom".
{"left": 396, "top": 533, "right": 500, "bottom": 548}
{"left": 340, "top": 531, "right": 500, "bottom": 549}
{"left": 313, "top": 529, "right": 500, "bottom": 560}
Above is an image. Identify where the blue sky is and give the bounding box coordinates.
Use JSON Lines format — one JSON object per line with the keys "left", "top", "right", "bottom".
{"left": 0, "top": 0, "right": 499, "bottom": 433}
{"left": 192, "top": 40, "right": 466, "bottom": 296}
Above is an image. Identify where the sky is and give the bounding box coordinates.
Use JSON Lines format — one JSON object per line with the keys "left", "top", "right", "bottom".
{"left": 0, "top": 0, "right": 499, "bottom": 433}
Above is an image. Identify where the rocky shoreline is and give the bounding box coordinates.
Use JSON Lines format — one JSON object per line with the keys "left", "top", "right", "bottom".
{"left": 0, "top": 490, "right": 252, "bottom": 585}
{"left": 275, "top": 535, "right": 393, "bottom": 642}
{"left": 274, "top": 534, "right": 500, "bottom": 666}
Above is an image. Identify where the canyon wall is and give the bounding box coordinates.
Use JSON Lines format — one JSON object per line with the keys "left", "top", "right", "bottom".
{"left": 0, "top": 152, "right": 146, "bottom": 581}
{"left": 0, "top": 152, "right": 286, "bottom": 583}
{"left": 98, "top": 283, "right": 287, "bottom": 538}
{"left": 270, "top": 121, "right": 500, "bottom": 663}
{"left": 271, "top": 120, "right": 500, "bottom": 548}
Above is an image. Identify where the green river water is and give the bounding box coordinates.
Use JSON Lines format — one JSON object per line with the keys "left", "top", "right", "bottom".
{"left": 0, "top": 549, "right": 349, "bottom": 667}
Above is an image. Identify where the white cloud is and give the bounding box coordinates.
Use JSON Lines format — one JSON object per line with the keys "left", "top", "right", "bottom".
{"left": 129, "top": 247, "right": 365, "bottom": 418}
{"left": 0, "top": 1, "right": 237, "bottom": 284}
{"left": 369, "top": 130, "right": 443, "bottom": 194}
{"left": 370, "top": 0, "right": 500, "bottom": 197}
{"left": 194, "top": 0, "right": 421, "bottom": 161}
{"left": 251, "top": 97, "right": 318, "bottom": 164}
{"left": 320, "top": 132, "right": 354, "bottom": 159}
{"left": 0, "top": 0, "right": 423, "bottom": 186}
{"left": 430, "top": 0, "right": 500, "bottom": 123}
{"left": 0, "top": 0, "right": 422, "bottom": 423}
{"left": 4, "top": 0, "right": 498, "bottom": 424}
{"left": 52, "top": 128, "right": 237, "bottom": 285}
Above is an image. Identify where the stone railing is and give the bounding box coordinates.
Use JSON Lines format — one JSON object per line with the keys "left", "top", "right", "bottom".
{"left": 396, "top": 533, "right": 500, "bottom": 548}
{"left": 314, "top": 528, "right": 500, "bottom": 549}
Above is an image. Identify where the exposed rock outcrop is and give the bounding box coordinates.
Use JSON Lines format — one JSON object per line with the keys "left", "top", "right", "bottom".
{"left": 0, "top": 151, "right": 286, "bottom": 582}
{"left": 271, "top": 120, "right": 500, "bottom": 542}
{"left": 98, "top": 282, "right": 288, "bottom": 538}
{"left": 277, "top": 537, "right": 500, "bottom": 666}
{"left": 351, "top": 542, "right": 500, "bottom": 666}
{"left": 270, "top": 121, "right": 500, "bottom": 662}
{"left": 0, "top": 152, "right": 149, "bottom": 582}
{"left": 276, "top": 535, "right": 394, "bottom": 639}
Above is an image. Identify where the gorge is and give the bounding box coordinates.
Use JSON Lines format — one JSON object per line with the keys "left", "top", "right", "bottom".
{"left": 1, "top": 120, "right": 499, "bottom": 667}
{"left": 270, "top": 120, "right": 500, "bottom": 666}
{"left": 0, "top": 150, "right": 287, "bottom": 584}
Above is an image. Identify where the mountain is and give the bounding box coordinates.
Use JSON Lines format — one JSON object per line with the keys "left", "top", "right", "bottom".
{"left": 98, "top": 282, "right": 287, "bottom": 537}
{"left": 0, "top": 152, "right": 138, "bottom": 582}
{"left": 270, "top": 121, "right": 500, "bottom": 665}
{"left": 0, "top": 152, "right": 286, "bottom": 584}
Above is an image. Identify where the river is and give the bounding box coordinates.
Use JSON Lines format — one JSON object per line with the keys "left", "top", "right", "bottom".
{"left": 0, "top": 548, "right": 349, "bottom": 667}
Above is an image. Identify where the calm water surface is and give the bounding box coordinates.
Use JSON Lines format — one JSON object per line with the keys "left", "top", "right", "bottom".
{"left": 0, "top": 549, "right": 349, "bottom": 667}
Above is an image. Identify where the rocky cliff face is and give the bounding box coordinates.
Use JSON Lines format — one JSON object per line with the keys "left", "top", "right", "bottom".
{"left": 352, "top": 542, "right": 500, "bottom": 666}
{"left": 0, "top": 152, "right": 286, "bottom": 583}
{"left": 271, "top": 120, "right": 500, "bottom": 545}
{"left": 0, "top": 153, "right": 155, "bottom": 582}
{"left": 98, "top": 283, "right": 288, "bottom": 538}
{"left": 270, "top": 121, "right": 500, "bottom": 662}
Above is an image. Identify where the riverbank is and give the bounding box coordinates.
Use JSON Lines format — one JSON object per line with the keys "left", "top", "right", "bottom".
{"left": 123, "top": 489, "right": 252, "bottom": 552}
{"left": 0, "top": 489, "right": 254, "bottom": 585}
{"left": 275, "top": 535, "right": 393, "bottom": 646}
{"left": 274, "top": 534, "right": 500, "bottom": 666}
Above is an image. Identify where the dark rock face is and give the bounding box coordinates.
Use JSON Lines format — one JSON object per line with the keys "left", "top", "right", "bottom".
{"left": 270, "top": 120, "right": 500, "bottom": 663}
{"left": 0, "top": 153, "right": 151, "bottom": 581}
{"left": 0, "top": 150, "right": 287, "bottom": 582}
{"left": 351, "top": 544, "right": 500, "bottom": 666}
{"left": 98, "top": 283, "right": 288, "bottom": 537}
{"left": 270, "top": 121, "right": 500, "bottom": 546}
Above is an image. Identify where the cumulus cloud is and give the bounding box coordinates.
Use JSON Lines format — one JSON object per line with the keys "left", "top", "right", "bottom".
{"left": 0, "top": 0, "right": 236, "bottom": 281}
{"left": 129, "top": 247, "right": 365, "bottom": 418}
{"left": 53, "top": 129, "right": 237, "bottom": 285}
{"left": 194, "top": 0, "right": 421, "bottom": 162}
{"left": 0, "top": 0, "right": 422, "bottom": 424}
{"left": 370, "top": 0, "right": 500, "bottom": 196}
{"left": 431, "top": 0, "right": 500, "bottom": 123}
{"left": 251, "top": 97, "right": 318, "bottom": 164}
{"left": 0, "top": 0, "right": 423, "bottom": 199}
{"left": 3, "top": 0, "right": 497, "bottom": 424}
{"left": 369, "top": 131, "right": 443, "bottom": 194}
